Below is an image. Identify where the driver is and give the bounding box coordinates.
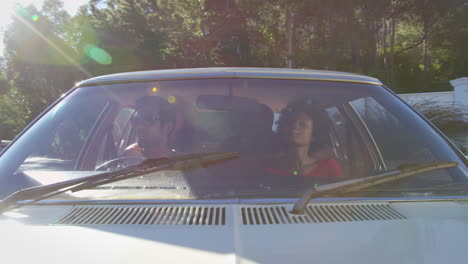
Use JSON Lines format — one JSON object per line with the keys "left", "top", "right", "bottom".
{"left": 123, "top": 96, "right": 177, "bottom": 159}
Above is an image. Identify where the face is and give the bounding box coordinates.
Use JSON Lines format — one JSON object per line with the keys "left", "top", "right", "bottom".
{"left": 283, "top": 112, "right": 314, "bottom": 147}
{"left": 134, "top": 105, "right": 173, "bottom": 156}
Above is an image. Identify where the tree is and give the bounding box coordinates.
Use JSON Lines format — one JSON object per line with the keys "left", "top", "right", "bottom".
{"left": 81, "top": 0, "right": 168, "bottom": 73}
{"left": 0, "top": 87, "right": 31, "bottom": 139}
{"left": 3, "top": 3, "right": 82, "bottom": 119}
{"left": 2, "top": 0, "right": 468, "bottom": 140}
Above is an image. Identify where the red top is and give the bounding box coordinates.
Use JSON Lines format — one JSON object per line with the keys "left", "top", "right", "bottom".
{"left": 265, "top": 158, "right": 342, "bottom": 178}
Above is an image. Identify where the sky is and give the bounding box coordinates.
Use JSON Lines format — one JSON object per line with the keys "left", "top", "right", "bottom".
{"left": 0, "top": 0, "right": 89, "bottom": 55}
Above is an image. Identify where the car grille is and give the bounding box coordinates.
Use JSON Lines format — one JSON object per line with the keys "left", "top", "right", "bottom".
{"left": 241, "top": 203, "right": 406, "bottom": 225}
{"left": 56, "top": 203, "right": 405, "bottom": 225}
{"left": 57, "top": 205, "right": 226, "bottom": 225}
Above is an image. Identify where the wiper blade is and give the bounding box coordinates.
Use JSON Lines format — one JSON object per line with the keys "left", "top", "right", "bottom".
{"left": 350, "top": 182, "right": 468, "bottom": 193}
{"left": 70, "top": 152, "right": 239, "bottom": 192}
{"left": 0, "top": 152, "right": 239, "bottom": 213}
{"left": 291, "top": 161, "right": 458, "bottom": 214}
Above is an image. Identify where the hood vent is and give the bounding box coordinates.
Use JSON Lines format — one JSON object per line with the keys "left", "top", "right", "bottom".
{"left": 57, "top": 206, "right": 226, "bottom": 225}
{"left": 241, "top": 203, "right": 405, "bottom": 225}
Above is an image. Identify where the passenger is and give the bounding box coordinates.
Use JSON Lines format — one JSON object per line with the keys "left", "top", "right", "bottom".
{"left": 124, "top": 96, "right": 177, "bottom": 159}
{"left": 265, "top": 98, "right": 342, "bottom": 178}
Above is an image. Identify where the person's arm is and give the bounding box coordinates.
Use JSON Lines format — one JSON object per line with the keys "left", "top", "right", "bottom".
{"left": 121, "top": 143, "right": 144, "bottom": 158}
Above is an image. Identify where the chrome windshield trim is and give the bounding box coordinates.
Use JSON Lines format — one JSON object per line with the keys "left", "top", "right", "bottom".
{"left": 77, "top": 68, "right": 382, "bottom": 87}
{"left": 77, "top": 74, "right": 382, "bottom": 87}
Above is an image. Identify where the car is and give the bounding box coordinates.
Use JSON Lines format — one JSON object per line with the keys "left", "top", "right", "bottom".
{"left": 0, "top": 68, "right": 467, "bottom": 263}
{"left": 0, "top": 140, "right": 11, "bottom": 153}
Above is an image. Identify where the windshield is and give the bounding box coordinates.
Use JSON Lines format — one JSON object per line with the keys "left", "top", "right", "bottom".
{"left": 0, "top": 78, "right": 466, "bottom": 200}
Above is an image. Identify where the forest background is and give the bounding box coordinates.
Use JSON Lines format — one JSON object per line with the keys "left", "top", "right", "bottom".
{"left": 0, "top": 0, "right": 467, "bottom": 150}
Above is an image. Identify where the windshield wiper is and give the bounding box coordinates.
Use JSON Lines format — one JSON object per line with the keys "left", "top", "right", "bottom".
{"left": 291, "top": 161, "right": 459, "bottom": 214}
{"left": 348, "top": 182, "right": 468, "bottom": 193}
{"left": 0, "top": 152, "right": 239, "bottom": 213}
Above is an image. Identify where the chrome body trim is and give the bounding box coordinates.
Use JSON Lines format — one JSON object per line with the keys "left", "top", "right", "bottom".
{"left": 77, "top": 67, "right": 382, "bottom": 87}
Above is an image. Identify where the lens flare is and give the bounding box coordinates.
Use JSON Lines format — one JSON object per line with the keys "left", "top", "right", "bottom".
{"left": 293, "top": 171, "right": 299, "bottom": 175}
{"left": 84, "top": 44, "right": 112, "bottom": 65}
{"left": 168, "top": 96, "right": 176, "bottom": 103}
{"left": 152, "top": 87, "right": 158, "bottom": 93}
{"left": 9, "top": 3, "right": 93, "bottom": 77}
{"left": 31, "top": 15, "right": 39, "bottom": 21}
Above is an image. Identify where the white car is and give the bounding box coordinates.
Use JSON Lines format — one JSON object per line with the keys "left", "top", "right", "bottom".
{"left": 0, "top": 68, "right": 467, "bottom": 263}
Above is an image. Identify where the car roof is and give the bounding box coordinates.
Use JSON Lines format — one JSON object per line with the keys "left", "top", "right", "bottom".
{"left": 77, "top": 67, "right": 382, "bottom": 87}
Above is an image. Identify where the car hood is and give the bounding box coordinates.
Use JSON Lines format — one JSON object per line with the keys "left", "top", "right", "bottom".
{"left": 1, "top": 200, "right": 468, "bottom": 264}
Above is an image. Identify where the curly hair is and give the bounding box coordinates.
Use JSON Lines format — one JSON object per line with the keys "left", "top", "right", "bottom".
{"left": 276, "top": 98, "right": 331, "bottom": 154}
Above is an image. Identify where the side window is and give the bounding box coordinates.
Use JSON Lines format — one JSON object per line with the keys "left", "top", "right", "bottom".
{"left": 325, "top": 106, "right": 375, "bottom": 178}
{"left": 95, "top": 107, "right": 136, "bottom": 167}
{"left": 21, "top": 100, "right": 107, "bottom": 171}
{"left": 325, "top": 107, "right": 348, "bottom": 159}
{"left": 272, "top": 112, "right": 280, "bottom": 132}
{"left": 349, "top": 97, "right": 436, "bottom": 168}
{"left": 113, "top": 108, "right": 136, "bottom": 153}
{"left": 50, "top": 121, "right": 87, "bottom": 161}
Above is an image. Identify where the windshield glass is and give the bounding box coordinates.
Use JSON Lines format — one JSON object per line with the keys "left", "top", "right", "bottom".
{"left": 0, "top": 78, "right": 466, "bottom": 200}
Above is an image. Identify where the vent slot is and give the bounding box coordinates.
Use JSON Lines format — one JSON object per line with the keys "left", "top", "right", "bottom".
{"left": 57, "top": 206, "right": 226, "bottom": 225}
{"left": 241, "top": 203, "right": 405, "bottom": 225}
{"left": 242, "top": 206, "right": 310, "bottom": 225}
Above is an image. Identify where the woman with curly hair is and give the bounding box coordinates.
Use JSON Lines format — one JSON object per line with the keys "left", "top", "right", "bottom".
{"left": 266, "top": 98, "right": 342, "bottom": 178}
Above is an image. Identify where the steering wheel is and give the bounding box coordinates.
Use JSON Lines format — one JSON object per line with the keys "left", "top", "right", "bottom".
{"left": 95, "top": 156, "right": 146, "bottom": 171}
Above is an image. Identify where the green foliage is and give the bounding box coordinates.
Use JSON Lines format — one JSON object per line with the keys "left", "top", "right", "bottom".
{"left": 2, "top": 3, "right": 83, "bottom": 120}
{"left": 0, "top": 87, "right": 31, "bottom": 139}
{"left": 1, "top": 0, "right": 468, "bottom": 142}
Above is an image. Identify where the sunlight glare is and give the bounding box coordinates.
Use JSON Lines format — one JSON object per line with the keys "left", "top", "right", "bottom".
{"left": 0, "top": 0, "right": 45, "bottom": 29}
{"left": 0, "top": 0, "right": 88, "bottom": 55}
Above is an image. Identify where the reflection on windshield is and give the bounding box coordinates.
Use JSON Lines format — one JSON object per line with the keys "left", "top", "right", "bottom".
{"left": 0, "top": 79, "right": 465, "bottom": 200}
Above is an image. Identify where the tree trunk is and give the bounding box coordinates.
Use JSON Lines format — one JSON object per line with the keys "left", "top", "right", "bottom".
{"left": 383, "top": 16, "right": 389, "bottom": 84}
{"left": 286, "top": 10, "right": 296, "bottom": 68}
{"left": 327, "top": 15, "right": 337, "bottom": 70}
{"left": 318, "top": 17, "right": 327, "bottom": 68}
{"left": 367, "top": 20, "right": 378, "bottom": 73}
{"left": 389, "top": 15, "right": 396, "bottom": 87}
{"left": 349, "top": 16, "right": 361, "bottom": 73}
{"left": 273, "top": 17, "right": 281, "bottom": 67}
{"left": 422, "top": 15, "right": 430, "bottom": 91}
